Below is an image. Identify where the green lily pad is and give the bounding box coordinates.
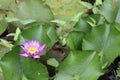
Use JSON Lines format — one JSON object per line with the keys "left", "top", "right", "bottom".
{"left": 0, "top": 67, "right": 4, "bottom": 80}
{"left": 74, "top": 14, "right": 104, "bottom": 33}
{"left": 47, "top": 58, "right": 59, "bottom": 67}
{"left": 55, "top": 51, "right": 103, "bottom": 80}
{"left": 0, "top": 44, "right": 10, "bottom": 60}
{"left": 74, "top": 17, "right": 91, "bottom": 33}
{"left": 0, "top": 19, "right": 8, "bottom": 35}
{"left": 45, "top": 0, "right": 87, "bottom": 30}
{"left": 82, "top": 24, "right": 120, "bottom": 65}
{"left": 0, "top": 47, "right": 22, "bottom": 80}
{"left": 0, "top": 0, "right": 15, "bottom": 9}
{"left": 16, "top": 22, "right": 58, "bottom": 51}
{"left": 20, "top": 58, "right": 48, "bottom": 80}
{"left": 99, "top": 0, "right": 120, "bottom": 23}
{"left": 8, "top": 0, "right": 53, "bottom": 22}
{"left": 0, "top": 46, "right": 49, "bottom": 80}
{"left": 66, "top": 31, "right": 84, "bottom": 50}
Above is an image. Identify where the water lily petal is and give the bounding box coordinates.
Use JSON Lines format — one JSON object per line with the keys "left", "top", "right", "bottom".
{"left": 20, "top": 45, "right": 27, "bottom": 52}
{"left": 39, "top": 44, "right": 46, "bottom": 53}
{"left": 19, "top": 40, "right": 46, "bottom": 58}
{"left": 23, "top": 41, "right": 30, "bottom": 50}
{"left": 19, "top": 52, "right": 29, "bottom": 57}
{"left": 33, "top": 55, "right": 40, "bottom": 59}
{"left": 32, "top": 40, "right": 40, "bottom": 48}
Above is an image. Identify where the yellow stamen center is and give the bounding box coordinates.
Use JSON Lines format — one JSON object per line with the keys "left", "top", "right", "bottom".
{"left": 27, "top": 47, "right": 38, "bottom": 54}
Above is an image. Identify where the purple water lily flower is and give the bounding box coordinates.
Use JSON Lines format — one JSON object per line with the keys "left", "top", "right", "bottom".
{"left": 19, "top": 40, "right": 46, "bottom": 59}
